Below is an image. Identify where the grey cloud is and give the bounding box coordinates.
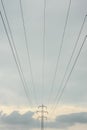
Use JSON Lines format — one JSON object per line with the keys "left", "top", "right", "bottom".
{"left": 0, "top": 111, "right": 39, "bottom": 127}
{"left": 0, "top": 111, "right": 87, "bottom": 129}
{"left": 53, "top": 112, "right": 87, "bottom": 128}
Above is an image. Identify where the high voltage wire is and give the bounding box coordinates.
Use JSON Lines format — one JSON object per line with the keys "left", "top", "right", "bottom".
{"left": 49, "top": 35, "right": 87, "bottom": 115}
{"left": 0, "top": 11, "right": 33, "bottom": 107}
{"left": 19, "top": 0, "right": 38, "bottom": 106}
{"left": 49, "top": 14, "right": 87, "bottom": 112}
{"left": 0, "top": 0, "right": 30, "bottom": 96}
{"left": 1, "top": 0, "right": 86, "bottom": 115}
{"left": 0, "top": 0, "right": 34, "bottom": 107}
{"left": 47, "top": 0, "right": 72, "bottom": 105}
{"left": 42, "top": 0, "right": 46, "bottom": 104}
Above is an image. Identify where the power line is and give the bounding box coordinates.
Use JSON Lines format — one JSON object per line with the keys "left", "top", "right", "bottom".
{"left": 0, "top": 0, "right": 30, "bottom": 94}
{"left": 19, "top": 0, "right": 38, "bottom": 106}
{"left": 0, "top": 11, "right": 33, "bottom": 107}
{"left": 50, "top": 35, "right": 87, "bottom": 115}
{"left": 48, "top": 0, "right": 72, "bottom": 105}
{"left": 42, "top": 0, "right": 46, "bottom": 104}
{"left": 49, "top": 14, "right": 87, "bottom": 112}
{"left": 0, "top": 0, "right": 34, "bottom": 105}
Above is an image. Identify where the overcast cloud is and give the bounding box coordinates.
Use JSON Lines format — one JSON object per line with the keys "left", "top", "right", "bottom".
{"left": 0, "top": 0, "right": 87, "bottom": 130}
{"left": 0, "top": 110, "right": 87, "bottom": 129}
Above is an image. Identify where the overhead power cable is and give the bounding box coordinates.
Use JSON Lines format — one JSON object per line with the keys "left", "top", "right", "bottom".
{"left": 19, "top": 0, "right": 38, "bottom": 106}
{"left": 50, "top": 35, "right": 87, "bottom": 115}
{"left": 0, "top": 11, "right": 33, "bottom": 107}
{"left": 42, "top": 0, "right": 46, "bottom": 104}
{"left": 0, "top": 0, "right": 30, "bottom": 94}
{"left": 48, "top": 0, "right": 72, "bottom": 105}
{"left": 50, "top": 14, "right": 87, "bottom": 111}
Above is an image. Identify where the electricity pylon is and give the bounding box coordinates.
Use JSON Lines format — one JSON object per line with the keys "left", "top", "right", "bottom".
{"left": 37, "top": 104, "right": 48, "bottom": 130}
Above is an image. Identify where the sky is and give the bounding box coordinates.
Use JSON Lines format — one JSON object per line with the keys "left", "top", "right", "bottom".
{"left": 0, "top": 0, "right": 87, "bottom": 130}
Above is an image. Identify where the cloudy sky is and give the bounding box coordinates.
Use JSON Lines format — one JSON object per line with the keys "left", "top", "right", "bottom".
{"left": 0, "top": 0, "right": 87, "bottom": 130}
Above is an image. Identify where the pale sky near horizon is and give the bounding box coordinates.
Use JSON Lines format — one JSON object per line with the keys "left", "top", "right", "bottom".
{"left": 0, "top": 0, "right": 87, "bottom": 130}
